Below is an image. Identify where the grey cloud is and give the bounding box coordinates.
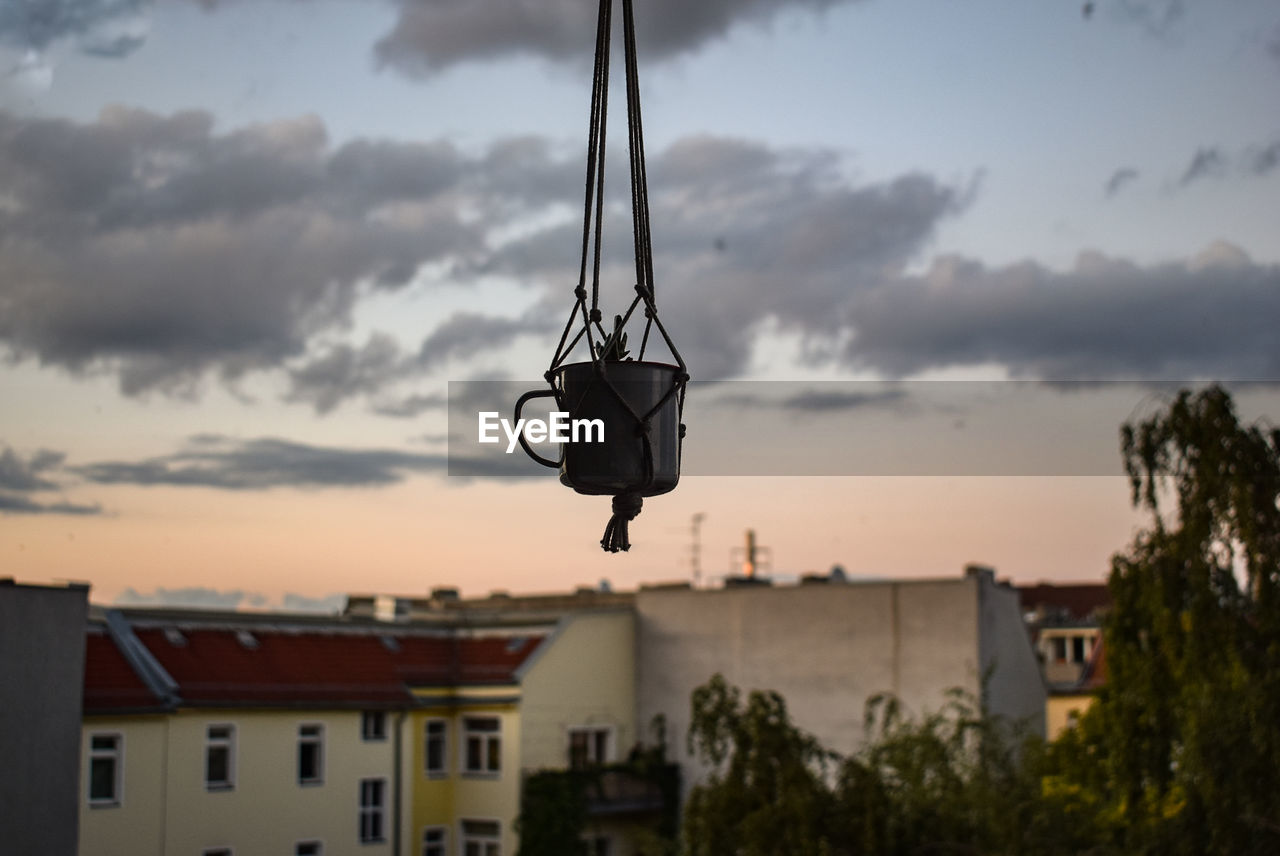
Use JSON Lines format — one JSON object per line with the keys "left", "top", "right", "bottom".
{"left": 374, "top": 0, "right": 860, "bottom": 75}
{"left": 416, "top": 311, "right": 557, "bottom": 369}
{"left": 782, "top": 388, "right": 908, "bottom": 412}
{"left": 0, "top": 107, "right": 481, "bottom": 395}
{"left": 1114, "top": 0, "right": 1187, "bottom": 37}
{"left": 843, "top": 243, "right": 1280, "bottom": 380}
{"left": 76, "top": 435, "right": 447, "bottom": 489}
{"left": 1104, "top": 167, "right": 1138, "bottom": 197}
{"left": 372, "top": 394, "right": 447, "bottom": 419}
{"left": 285, "top": 334, "right": 407, "bottom": 415}
{"left": 0, "top": 0, "right": 147, "bottom": 55}
{"left": 1179, "top": 146, "right": 1225, "bottom": 186}
{"left": 0, "top": 493, "right": 102, "bottom": 515}
{"left": 1248, "top": 140, "right": 1280, "bottom": 176}
{"left": 0, "top": 446, "right": 64, "bottom": 491}
{"left": 80, "top": 31, "right": 145, "bottom": 58}
{"left": 483, "top": 136, "right": 966, "bottom": 378}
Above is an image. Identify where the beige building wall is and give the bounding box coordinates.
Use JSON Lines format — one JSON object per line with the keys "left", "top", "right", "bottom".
{"left": 637, "top": 572, "right": 1046, "bottom": 785}
{"left": 1047, "top": 693, "right": 1096, "bottom": 740}
{"left": 79, "top": 715, "right": 167, "bottom": 856}
{"left": 80, "top": 709, "right": 402, "bottom": 856}
{"left": 409, "top": 693, "right": 522, "bottom": 856}
{"left": 519, "top": 610, "right": 637, "bottom": 770}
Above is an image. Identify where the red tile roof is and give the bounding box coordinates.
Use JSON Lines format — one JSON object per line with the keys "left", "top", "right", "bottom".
{"left": 83, "top": 629, "right": 162, "bottom": 713}
{"left": 1078, "top": 637, "right": 1108, "bottom": 690}
{"left": 84, "top": 620, "right": 546, "bottom": 712}
{"left": 1018, "top": 583, "right": 1110, "bottom": 622}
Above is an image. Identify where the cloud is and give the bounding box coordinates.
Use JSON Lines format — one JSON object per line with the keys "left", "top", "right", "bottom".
{"left": 1114, "top": 0, "right": 1188, "bottom": 37}
{"left": 280, "top": 592, "right": 346, "bottom": 613}
{"left": 0, "top": 0, "right": 149, "bottom": 57}
{"left": 372, "top": 394, "right": 447, "bottom": 419}
{"left": 415, "top": 311, "right": 555, "bottom": 369}
{"left": 0, "top": 107, "right": 482, "bottom": 395}
{"left": 0, "top": 446, "right": 64, "bottom": 491}
{"left": 0, "top": 445, "right": 101, "bottom": 514}
{"left": 285, "top": 333, "right": 407, "bottom": 415}
{"left": 482, "top": 136, "right": 968, "bottom": 378}
{"left": 75, "top": 434, "right": 447, "bottom": 489}
{"left": 1104, "top": 167, "right": 1138, "bottom": 197}
{"left": 0, "top": 493, "right": 102, "bottom": 515}
{"left": 1179, "top": 146, "right": 1225, "bottom": 186}
{"left": 114, "top": 585, "right": 266, "bottom": 609}
{"left": 374, "top": 0, "right": 862, "bottom": 75}
{"left": 842, "top": 242, "right": 1280, "bottom": 380}
{"left": 1248, "top": 140, "right": 1280, "bottom": 176}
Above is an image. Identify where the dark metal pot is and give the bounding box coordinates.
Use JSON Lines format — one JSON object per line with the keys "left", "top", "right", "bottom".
{"left": 514, "top": 360, "right": 682, "bottom": 497}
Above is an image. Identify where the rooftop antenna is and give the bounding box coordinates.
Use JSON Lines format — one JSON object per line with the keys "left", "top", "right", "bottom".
{"left": 690, "top": 513, "right": 706, "bottom": 586}
{"left": 729, "top": 529, "right": 772, "bottom": 579}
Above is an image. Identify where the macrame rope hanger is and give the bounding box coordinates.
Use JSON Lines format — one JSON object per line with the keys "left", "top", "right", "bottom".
{"left": 537, "top": 0, "right": 689, "bottom": 553}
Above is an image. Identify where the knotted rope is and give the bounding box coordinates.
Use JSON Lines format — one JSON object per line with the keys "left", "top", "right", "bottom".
{"left": 601, "top": 492, "right": 644, "bottom": 553}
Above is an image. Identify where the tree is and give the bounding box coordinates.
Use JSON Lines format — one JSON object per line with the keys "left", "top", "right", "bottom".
{"left": 683, "top": 676, "right": 1090, "bottom": 856}
{"left": 683, "top": 674, "right": 837, "bottom": 856}
{"left": 1051, "top": 385, "right": 1280, "bottom": 853}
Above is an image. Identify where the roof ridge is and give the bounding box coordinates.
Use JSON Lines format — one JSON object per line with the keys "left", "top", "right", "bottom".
{"left": 105, "top": 609, "right": 181, "bottom": 709}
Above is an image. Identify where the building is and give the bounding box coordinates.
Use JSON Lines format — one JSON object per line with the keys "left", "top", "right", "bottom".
{"left": 0, "top": 579, "right": 90, "bottom": 856}
{"left": 79, "top": 603, "right": 646, "bottom": 856}
{"left": 1045, "top": 638, "right": 1108, "bottom": 739}
{"left": 1018, "top": 581, "right": 1109, "bottom": 689}
{"left": 635, "top": 565, "right": 1047, "bottom": 781}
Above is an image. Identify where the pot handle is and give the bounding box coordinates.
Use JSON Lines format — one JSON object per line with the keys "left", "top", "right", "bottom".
{"left": 514, "top": 389, "right": 564, "bottom": 469}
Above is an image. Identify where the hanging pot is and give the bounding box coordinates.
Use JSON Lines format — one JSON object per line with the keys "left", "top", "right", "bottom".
{"left": 514, "top": 360, "right": 682, "bottom": 497}
{"left": 511, "top": 0, "right": 689, "bottom": 552}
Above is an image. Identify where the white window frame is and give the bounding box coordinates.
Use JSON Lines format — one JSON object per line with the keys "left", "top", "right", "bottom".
{"left": 87, "top": 731, "right": 124, "bottom": 807}
{"left": 567, "top": 725, "right": 614, "bottom": 769}
{"left": 425, "top": 717, "right": 448, "bottom": 777}
{"left": 461, "top": 716, "right": 501, "bottom": 777}
{"left": 295, "top": 841, "right": 324, "bottom": 856}
{"left": 459, "top": 817, "right": 502, "bottom": 856}
{"left": 298, "top": 722, "right": 325, "bottom": 786}
{"left": 358, "top": 777, "right": 387, "bottom": 844}
{"left": 205, "top": 724, "right": 236, "bottom": 791}
{"left": 421, "top": 825, "right": 447, "bottom": 856}
{"left": 361, "top": 710, "right": 388, "bottom": 742}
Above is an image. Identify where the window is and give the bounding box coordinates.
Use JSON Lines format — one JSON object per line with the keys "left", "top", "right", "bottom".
{"left": 1050, "top": 636, "right": 1067, "bottom": 663}
{"left": 205, "top": 725, "right": 235, "bottom": 790}
{"left": 1071, "top": 635, "right": 1087, "bottom": 664}
{"left": 568, "top": 727, "right": 612, "bottom": 769}
{"left": 586, "top": 836, "right": 611, "bottom": 856}
{"left": 295, "top": 842, "right": 323, "bottom": 856}
{"left": 362, "top": 710, "right": 387, "bottom": 741}
{"left": 422, "top": 826, "right": 446, "bottom": 856}
{"left": 425, "top": 719, "right": 447, "bottom": 776}
{"left": 460, "top": 819, "right": 501, "bottom": 856}
{"left": 462, "top": 717, "right": 501, "bottom": 775}
{"left": 298, "top": 724, "right": 324, "bottom": 785}
{"left": 358, "top": 778, "right": 386, "bottom": 844}
{"left": 202, "top": 849, "right": 232, "bottom": 856}
{"left": 88, "top": 733, "right": 122, "bottom": 806}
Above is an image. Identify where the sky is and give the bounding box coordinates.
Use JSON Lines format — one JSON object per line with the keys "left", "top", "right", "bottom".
{"left": 1, "top": 0, "right": 1278, "bottom": 610}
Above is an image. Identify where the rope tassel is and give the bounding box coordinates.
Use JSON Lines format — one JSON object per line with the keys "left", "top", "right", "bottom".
{"left": 601, "top": 493, "right": 643, "bottom": 553}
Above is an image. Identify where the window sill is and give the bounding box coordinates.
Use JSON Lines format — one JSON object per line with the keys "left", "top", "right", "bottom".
{"left": 426, "top": 770, "right": 449, "bottom": 780}
{"left": 460, "top": 771, "right": 501, "bottom": 780}
{"left": 205, "top": 783, "right": 235, "bottom": 792}
{"left": 299, "top": 779, "right": 325, "bottom": 787}
{"left": 88, "top": 800, "right": 120, "bottom": 809}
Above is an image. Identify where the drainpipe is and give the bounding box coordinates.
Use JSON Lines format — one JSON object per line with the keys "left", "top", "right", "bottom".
{"left": 393, "top": 709, "right": 408, "bottom": 856}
